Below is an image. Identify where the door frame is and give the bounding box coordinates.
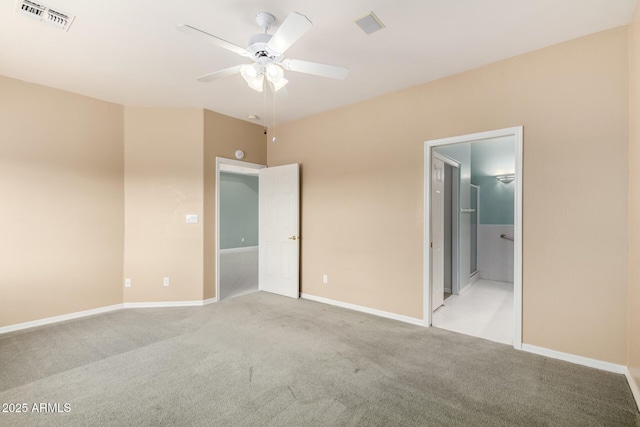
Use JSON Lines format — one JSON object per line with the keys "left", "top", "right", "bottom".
{"left": 423, "top": 126, "right": 523, "bottom": 350}
{"left": 215, "top": 157, "right": 266, "bottom": 302}
{"left": 432, "top": 152, "right": 460, "bottom": 296}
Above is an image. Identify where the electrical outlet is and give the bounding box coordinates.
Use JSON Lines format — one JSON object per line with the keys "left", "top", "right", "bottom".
{"left": 323, "top": 274, "right": 328, "bottom": 284}
{"left": 124, "top": 278, "right": 131, "bottom": 288}
{"left": 163, "top": 277, "right": 170, "bottom": 287}
{"left": 241, "top": 237, "right": 245, "bottom": 242}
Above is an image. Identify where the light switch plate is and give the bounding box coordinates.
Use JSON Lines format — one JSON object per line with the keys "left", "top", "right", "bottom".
{"left": 185, "top": 214, "right": 199, "bottom": 224}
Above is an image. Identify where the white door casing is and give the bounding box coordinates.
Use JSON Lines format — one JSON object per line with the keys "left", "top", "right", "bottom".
{"left": 215, "top": 157, "right": 265, "bottom": 303}
{"left": 423, "top": 126, "right": 523, "bottom": 350}
{"left": 258, "top": 164, "right": 300, "bottom": 298}
{"left": 431, "top": 157, "right": 445, "bottom": 311}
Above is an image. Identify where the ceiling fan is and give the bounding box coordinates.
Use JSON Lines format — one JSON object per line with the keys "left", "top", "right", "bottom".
{"left": 176, "top": 12, "right": 348, "bottom": 93}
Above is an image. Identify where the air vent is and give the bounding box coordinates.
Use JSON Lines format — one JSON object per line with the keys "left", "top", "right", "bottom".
{"left": 354, "top": 12, "right": 385, "bottom": 35}
{"left": 18, "top": 0, "right": 45, "bottom": 19}
{"left": 15, "top": 0, "right": 75, "bottom": 31}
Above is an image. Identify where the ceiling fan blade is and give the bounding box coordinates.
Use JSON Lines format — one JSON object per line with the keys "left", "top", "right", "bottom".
{"left": 196, "top": 65, "right": 243, "bottom": 82}
{"left": 267, "top": 12, "right": 312, "bottom": 54}
{"left": 282, "top": 59, "right": 348, "bottom": 80}
{"left": 176, "top": 24, "right": 251, "bottom": 57}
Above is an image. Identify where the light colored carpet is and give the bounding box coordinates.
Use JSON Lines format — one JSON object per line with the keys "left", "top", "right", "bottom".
{"left": 0, "top": 292, "right": 638, "bottom": 426}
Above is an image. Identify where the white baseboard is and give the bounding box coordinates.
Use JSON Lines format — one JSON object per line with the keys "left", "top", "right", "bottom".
{"left": 300, "top": 293, "right": 424, "bottom": 327}
{"left": 626, "top": 369, "right": 640, "bottom": 410}
{"left": 0, "top": 304, "right": 124, "bottom": 334}
{"left": 521, "top": 344, "right": 626, "bottom": 374}
{"left": 123, "top": 300, "right": 210, "bottom": 308}
{"left": 219, "top": 246, "right": 258, "bottom": 254}
{"left": 470, "top": 271, "right": 480, "bottom": 285}
{"left": 0, "top": 298, "right": 220, "bottom": 334}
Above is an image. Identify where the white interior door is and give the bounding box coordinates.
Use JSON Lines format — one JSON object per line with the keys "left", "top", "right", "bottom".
{"left": 258, "top": 164, "right": 300, "bottom": 298}
{"left": 431, "top": 157, "right": 445, "bottom": 311}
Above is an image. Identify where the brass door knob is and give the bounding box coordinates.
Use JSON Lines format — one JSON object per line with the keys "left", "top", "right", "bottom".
{"left": 288, "top": 236, "right": 298, "bottom": 240}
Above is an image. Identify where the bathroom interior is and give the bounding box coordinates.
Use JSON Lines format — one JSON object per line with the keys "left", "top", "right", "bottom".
{"left": 432, "top": 136, "right": 516, "bottom": 345}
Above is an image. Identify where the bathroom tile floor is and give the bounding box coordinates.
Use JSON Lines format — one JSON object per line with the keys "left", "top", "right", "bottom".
{"left": 219, "top": 248, "right": 259, "bottom": 301}
{"left": 433, "top": 279, "right": 514, "bottom": 345}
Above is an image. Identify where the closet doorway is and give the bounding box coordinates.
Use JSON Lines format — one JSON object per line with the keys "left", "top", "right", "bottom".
{"left": 215, "top": 158, "right": 265, "bottom": 301}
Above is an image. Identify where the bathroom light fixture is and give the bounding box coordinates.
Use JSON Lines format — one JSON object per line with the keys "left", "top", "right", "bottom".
{"left": 496, "top": 174, "right": 515, "bottom": 183}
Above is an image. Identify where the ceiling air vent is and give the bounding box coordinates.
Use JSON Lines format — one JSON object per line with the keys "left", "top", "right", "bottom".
{"left": 15, "top": 0, "right": 75, "bottom": 31}
{"left": 354, "top": 12, "right": 385, "bottom": 35}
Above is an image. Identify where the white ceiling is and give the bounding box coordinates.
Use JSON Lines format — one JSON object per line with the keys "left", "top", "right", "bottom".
{"left": 0, "top": 0, "right": 636, "bottom": 125}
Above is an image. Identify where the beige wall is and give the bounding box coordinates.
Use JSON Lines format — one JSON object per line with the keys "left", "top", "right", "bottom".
{"left": 203, "top": 110, "right": 266, "bottom": 300}
{"left": 269, "top": 28, "right": 629, "bottom": 364}
{"left": 0, "top": 76, "right": 124, "bottom": 327}
{"left": 123, "top": 107, "right": 204, "bottom": 302}
{"left": 628, "top": 3, "right": 640, "bottom": 388}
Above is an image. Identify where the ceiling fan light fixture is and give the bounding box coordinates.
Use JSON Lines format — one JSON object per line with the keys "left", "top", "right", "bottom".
{"left": 264, "top": 63, "right": 287, "bottom": 91}
{"left": 248, "top": 74, "right": 264, "bottom": 92}
{"left": 265, "top": 63, "right": 283, "bottom": 79}
{"left": 266, "top": 63, "right": 285, "bottom": 81}
{"left": 240, "top": 63, "right": 258, "bottom": 79}
{"left": 271, "top": 77, "right": 288, "bottom": 92}
{"left": 240, "top": 64, "right": 264, "bottom": 91}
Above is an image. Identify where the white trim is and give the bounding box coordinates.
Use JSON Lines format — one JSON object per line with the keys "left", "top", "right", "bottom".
{"left": 0, "top": 299, "right": 222, "bottom": 333}
{"left": 433, "top": 151, "right": 460, "bottom": 168}
{"left": 219, "top": 246, "right": 258, "bottom": 254}
{"left": 424, "top": 126, "right": 524, "bottom": 349}
{"left": 0, "top": 304, "right": 124, "bottom": 334}
{"left": 521, "top": 344, "right": 626, "bottom": 374}
{"left": 513, "top": 126, "right": 523, "bottom": 349}
{"left": 470, "top": 271, "right": 480, "bottom": 285}
{"left": 625, "top": 369, "right": 640, "bottom": 410}
{"left": 215, "top": 157, "right": 266, "bottom": 303}
{"left": 123, "top": 300, "right": 208, "bottom": 308}
{"left": 300, "top": 293, "right": 423, "bottom": 326}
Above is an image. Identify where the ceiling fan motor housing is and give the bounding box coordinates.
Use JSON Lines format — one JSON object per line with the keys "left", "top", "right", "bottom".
{"left": 247, "top": 33, "right": 283, "bottom": 64}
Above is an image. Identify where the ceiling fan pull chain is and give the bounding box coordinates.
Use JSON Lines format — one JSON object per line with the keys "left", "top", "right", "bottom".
{"left": 272, "top": 88, "right": 277, "bottom": 142}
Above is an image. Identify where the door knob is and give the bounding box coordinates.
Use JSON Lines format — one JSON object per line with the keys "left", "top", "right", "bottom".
{"left": 288, "top": 236, "right": 298, "bottom": 240}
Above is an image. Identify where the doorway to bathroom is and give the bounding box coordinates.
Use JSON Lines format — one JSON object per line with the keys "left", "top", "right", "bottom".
{"left": 424, "top": 127, "right": 523, "bottom": 348}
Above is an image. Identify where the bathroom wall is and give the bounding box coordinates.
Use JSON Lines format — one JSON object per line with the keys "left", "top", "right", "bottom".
{"left": 219, "top": 172, "right": 259, "bottom": 250}
{"left": 471, "top": 138, "right": 515, "bottom": 282}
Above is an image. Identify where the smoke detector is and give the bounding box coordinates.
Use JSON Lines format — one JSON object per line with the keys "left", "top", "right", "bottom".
{"left": 15, "top": 0, "right": 75, "bottom": 31}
